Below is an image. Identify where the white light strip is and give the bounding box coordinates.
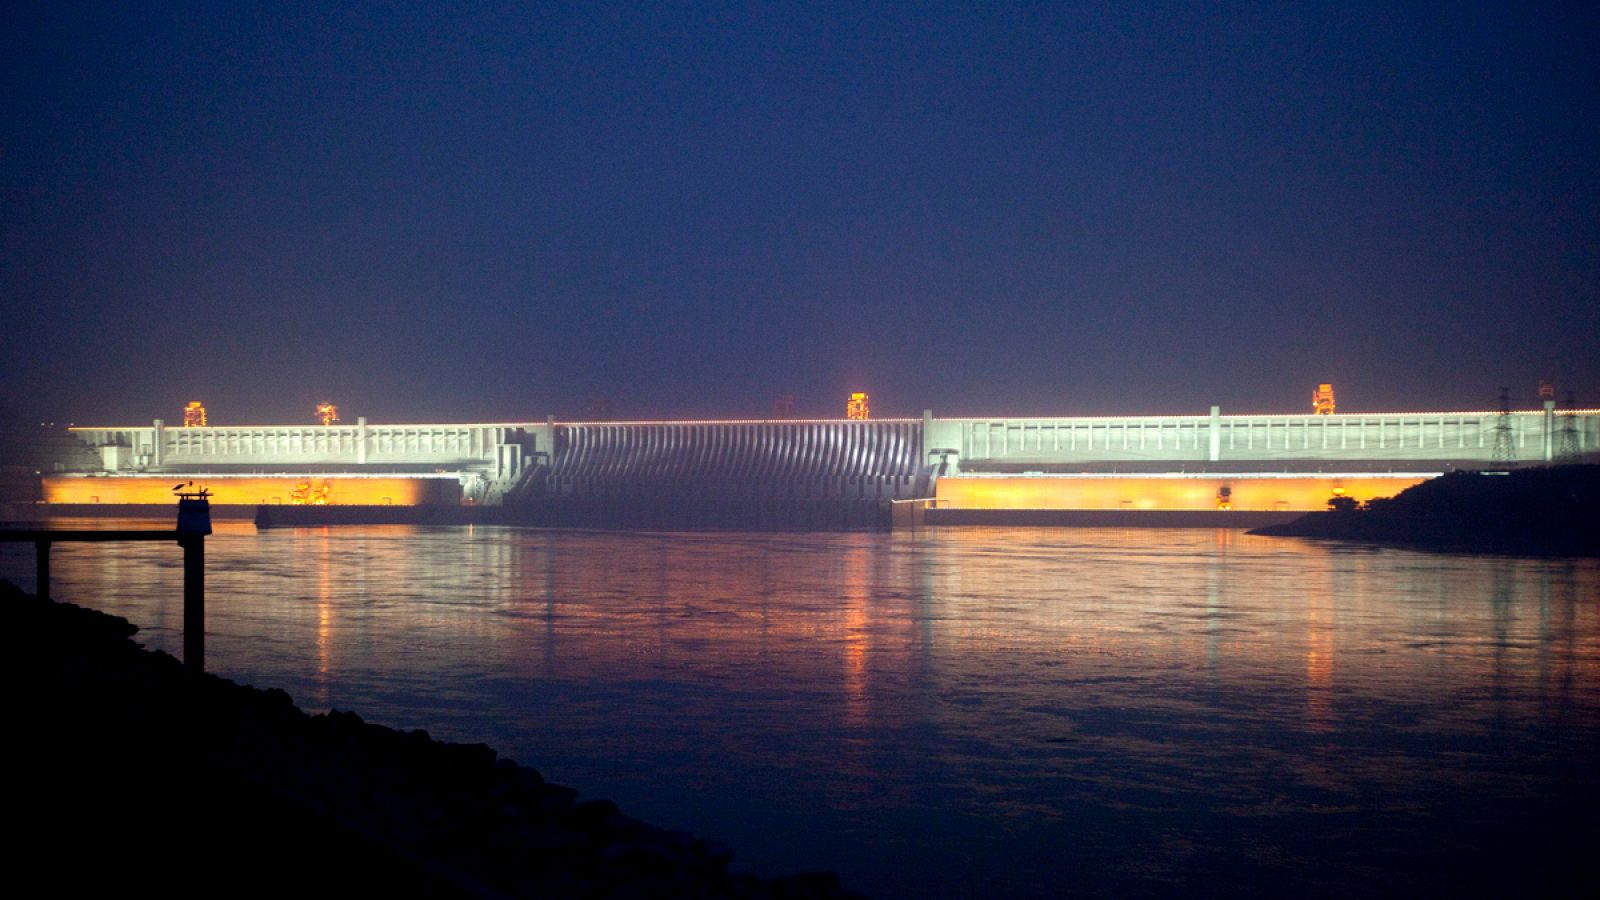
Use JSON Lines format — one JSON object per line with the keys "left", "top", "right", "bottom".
{"left": 946, "top": 472, "right": 1444, "bottom": 480}
{"left": 70, "top": 418, "right": 923, "bottom": 430}
{"left": 65, "top": 408, "right": 1600, "bottom": 431}
{"left": 930, "top": 410, "right": 1600, "bottom": 422}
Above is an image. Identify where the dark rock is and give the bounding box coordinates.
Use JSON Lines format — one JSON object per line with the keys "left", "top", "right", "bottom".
{"left": 571, "top": 797, "right": 622, "bottom": 830}
{"left": 696, "top": 838, "right": 737, "bottom": 869}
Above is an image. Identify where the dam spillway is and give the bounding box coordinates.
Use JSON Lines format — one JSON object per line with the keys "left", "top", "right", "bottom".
{"left": 534, "top": 420, "right": 926, "bottom": 528}
{"left": 25, "top": 406, "right": 1600, "bottom": 528}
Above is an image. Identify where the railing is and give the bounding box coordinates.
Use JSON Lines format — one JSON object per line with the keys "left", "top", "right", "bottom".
{"left": 889, "top": 497, "right": 938, "bottom": 529}
{"left": 2, "top": 502, "right": 210, "bottom": 671}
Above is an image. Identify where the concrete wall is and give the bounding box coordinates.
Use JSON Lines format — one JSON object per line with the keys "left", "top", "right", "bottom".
{"left": 53, "top": 408, "right": 1599, "bottom": 522}
{"left": 68, "top": 420, "right": 548, "bottom": 502}
{"left": 927, "top": 409, "right": 1600, "bottom": 470}
{"left": 43, "top": 474, "right": 462, "bottom": 506}
{"left": 70, "top": 420, "right": 543, "bottom": 472}
{"left": 935, "top": 474, "right": 1430, "bottom": 512}
{"left": 72, "top": 409, "right": 1597, "bottom": 477}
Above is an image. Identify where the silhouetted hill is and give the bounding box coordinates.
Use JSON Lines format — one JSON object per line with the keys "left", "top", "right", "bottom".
{"left": 1249, "top": 465, "right": 1600, "bottom": 556}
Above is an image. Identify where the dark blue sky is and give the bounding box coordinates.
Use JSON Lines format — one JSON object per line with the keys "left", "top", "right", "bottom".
{"left": 5, "top": 2, "right": 1596, "bottom": 423}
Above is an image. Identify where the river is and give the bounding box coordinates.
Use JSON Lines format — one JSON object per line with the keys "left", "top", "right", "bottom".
{"left": 5, "top": 521, "right": 1597, "bottom": 897}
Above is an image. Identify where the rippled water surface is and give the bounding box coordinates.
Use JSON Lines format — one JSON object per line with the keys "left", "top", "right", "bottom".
{"left": 5, "top": 523, "right": 1598, "bottom": 897}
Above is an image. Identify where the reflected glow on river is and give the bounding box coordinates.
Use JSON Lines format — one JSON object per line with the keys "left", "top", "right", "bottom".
{"left": 5, "top": 523, "right": 1598, "bottom": 897}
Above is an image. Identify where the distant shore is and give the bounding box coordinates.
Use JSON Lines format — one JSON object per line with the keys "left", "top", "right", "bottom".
{"left": 7, "top": 580, "right": 862, "bottom": 898}
{"left": 1248, "top": 465, "right": 1600, "bottom": 556}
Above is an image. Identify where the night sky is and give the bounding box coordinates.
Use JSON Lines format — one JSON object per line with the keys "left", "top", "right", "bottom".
{"left": 4, "top": 2, "right": 1596, "bottom": 425}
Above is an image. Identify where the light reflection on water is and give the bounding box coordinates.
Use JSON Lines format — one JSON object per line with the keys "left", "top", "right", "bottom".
{"left": 4, "top": 522, "right": 1598, "bottom": 897}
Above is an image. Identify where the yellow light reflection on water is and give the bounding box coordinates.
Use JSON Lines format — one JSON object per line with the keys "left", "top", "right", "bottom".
{"left": 7, "top": 524, "right": 1599, "bottom": 897}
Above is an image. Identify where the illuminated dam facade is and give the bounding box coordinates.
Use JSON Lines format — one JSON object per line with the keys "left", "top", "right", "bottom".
{"left": 43, "top": 406, "right": 1600, "bottom": 526}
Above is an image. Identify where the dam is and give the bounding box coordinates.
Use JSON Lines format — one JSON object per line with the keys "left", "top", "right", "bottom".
{"left": 22, "top": 404, "right": 1600, "bottom": 528}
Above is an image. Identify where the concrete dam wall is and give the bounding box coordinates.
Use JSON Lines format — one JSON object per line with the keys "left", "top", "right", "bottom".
{"left": 31, "top": 407, "right": 1600, "bottom": 528}
{"left": 521, "top": 421, "right": 929, "bottom": 529}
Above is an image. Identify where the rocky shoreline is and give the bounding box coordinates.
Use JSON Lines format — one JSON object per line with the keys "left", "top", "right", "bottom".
{"left": 7, "top": 580, "right": 862, "bottom": 898}
{"left": 1248, "top": 464, "right": 1600, "bottom": 556}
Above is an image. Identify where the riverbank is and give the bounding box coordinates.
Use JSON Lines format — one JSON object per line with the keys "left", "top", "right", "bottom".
{"left": 1248, "top": 465, "right": 1600, "bottom": 555}
{"left": 6, "top": 579, "right": 861, "bottom": 898}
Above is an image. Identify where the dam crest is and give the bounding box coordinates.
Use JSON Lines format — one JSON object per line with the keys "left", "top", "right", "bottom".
{"left": 33, "top": 406, "right": 1600, "bottom": 528}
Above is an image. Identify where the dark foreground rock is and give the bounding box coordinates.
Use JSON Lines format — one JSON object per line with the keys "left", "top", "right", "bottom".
{"left": 6, "top": 580, "right": 862, "bottom": 898}
{"left": 1248, "top": 465, "right": 1600, "bottom": 556}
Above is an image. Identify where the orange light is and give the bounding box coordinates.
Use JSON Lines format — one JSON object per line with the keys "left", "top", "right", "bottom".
{"left": 316, "top": 402, "right": 339, "bottom": 426}
{"left": 288, "top": 481, "right": 331, "bottom": 505}
{"left": 847, "top": 392, "right": 870, "bottom": 420}
{"left": 1313, "top": 384, "right": 1335, "bottom": 416}
{"left": 44, "top": 475, "right": 457, "bottom": 506}
{"left": 183, "top": 401, "right": 207, "bottom": 428}
{"left": 936, "top": 474, "right": 1429, "bottom": 512}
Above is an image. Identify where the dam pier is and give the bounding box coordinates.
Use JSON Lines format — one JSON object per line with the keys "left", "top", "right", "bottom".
{"left": 20, "top": 405, "right": 1599, "bottom": 529}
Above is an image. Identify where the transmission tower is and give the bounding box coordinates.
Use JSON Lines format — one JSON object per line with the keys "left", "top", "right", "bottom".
{"left": 1491, "top": 387, "right": 1516, "bottom": 468}
{"left": 1558, "top": 390, "right": 1581, "bottom": 462}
